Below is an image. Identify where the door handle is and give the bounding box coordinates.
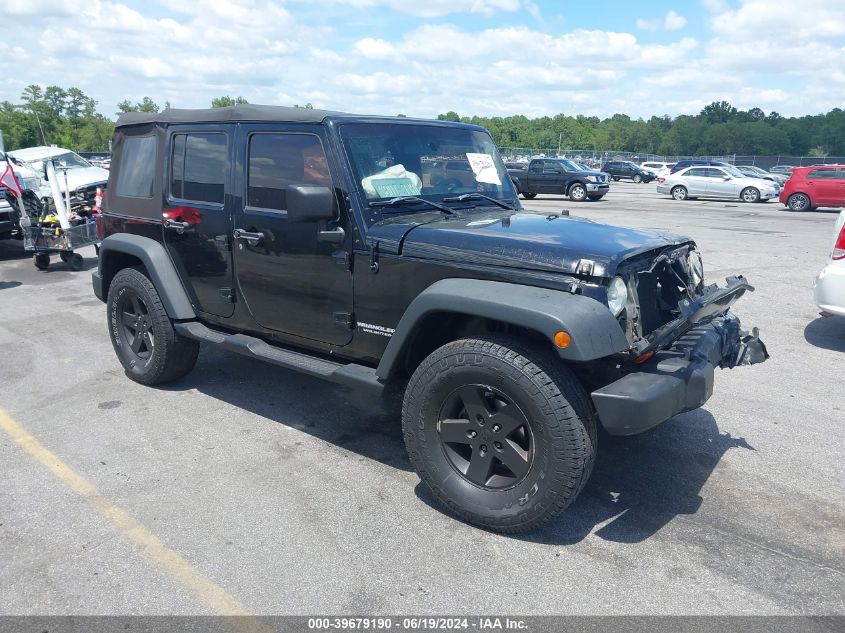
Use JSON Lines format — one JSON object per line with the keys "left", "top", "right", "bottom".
{"left": 233, "top": 228, "right": 264, "bottom": 246}
{"left": 164, "top": 219, "right": 191, "bottom": 234}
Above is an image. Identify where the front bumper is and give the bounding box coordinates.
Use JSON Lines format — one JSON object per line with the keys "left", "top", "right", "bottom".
{"left": 586, "top": 183, "right": 610, "bottom": 193}
{"left": 591, "top": 297, "right": 768, "bottom": 436}
{"left": 814, "top": 263, "right": 845, "bottom": 317}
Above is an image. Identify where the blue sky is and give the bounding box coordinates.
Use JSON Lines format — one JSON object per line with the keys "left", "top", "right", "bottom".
{"left": 4, "top": 0, "right": 844, "bottom": 120}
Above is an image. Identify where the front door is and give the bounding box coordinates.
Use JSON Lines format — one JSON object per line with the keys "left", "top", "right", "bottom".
{"left": 233, "top": 124, "right": 353, "bottom": 346}
{"left": 705, "top": 167, "right": 740, "bottom": 198}
{"left": 162, "top": 125, "right": 235, "bottom": 318}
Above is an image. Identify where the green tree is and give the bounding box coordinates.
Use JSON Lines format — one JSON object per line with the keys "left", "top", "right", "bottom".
{"left": 211, "top": 95, "right": 249, "bottom": 108}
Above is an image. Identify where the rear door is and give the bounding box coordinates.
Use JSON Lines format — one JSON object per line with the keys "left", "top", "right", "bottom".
{"left": 806, "top": 168, "right": 840, "bottom": 205}
{"left": 163, "top": 126, "right": 235, "bottom": 318}
{"left": 681, "top": 167, "right": 709, "bottom": 196}
{"left": 232, "top": 124, "right": 353, "bottom": 345}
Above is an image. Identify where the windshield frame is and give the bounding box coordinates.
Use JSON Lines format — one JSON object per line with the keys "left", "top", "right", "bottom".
{"left": 334, "top": 119, "right": 519, "bottom": 226}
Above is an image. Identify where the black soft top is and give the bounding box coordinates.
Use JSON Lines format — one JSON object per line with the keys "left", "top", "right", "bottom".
{"left": 115, "top": 104, "right": 350, "bottom": 128}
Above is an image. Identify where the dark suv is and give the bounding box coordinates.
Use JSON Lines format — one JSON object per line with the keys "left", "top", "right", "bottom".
{"left": 93, "top": 105, "right": 767, "bottom": 532}
{"left": 600, "top": 161, "right": 655, "bottom": 183}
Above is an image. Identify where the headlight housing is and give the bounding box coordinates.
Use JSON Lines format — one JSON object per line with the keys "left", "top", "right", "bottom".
{"left": 607, "top": 276, "right": 628, "bottom": 317}
{"left": 585, "top": 175, "right": 597, "bottom": 182}
{"left": 688, "top": 250, "right": 704, "bottom": 287}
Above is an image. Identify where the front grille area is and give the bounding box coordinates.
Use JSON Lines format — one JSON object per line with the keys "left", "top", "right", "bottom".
{"left": 73, "top": 182, "right": 107, "bottom": 205}
{"left": 625, "top": 247, "right": 696, "bottom": 338}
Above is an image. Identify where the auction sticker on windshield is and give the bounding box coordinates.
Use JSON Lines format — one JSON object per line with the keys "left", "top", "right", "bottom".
{"left": 466, "top": 153, "right": 501, "bottom": 185}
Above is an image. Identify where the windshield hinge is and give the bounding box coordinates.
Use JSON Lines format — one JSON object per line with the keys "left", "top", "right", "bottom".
{"left": 369, "top": 240, "right": 380, "bottom": 273}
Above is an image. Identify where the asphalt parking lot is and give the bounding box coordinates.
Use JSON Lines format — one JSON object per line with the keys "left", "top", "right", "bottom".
{"left": 1, "top": 181, "right": 843, "bottom": 616}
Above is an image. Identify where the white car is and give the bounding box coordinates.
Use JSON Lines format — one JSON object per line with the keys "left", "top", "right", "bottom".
{"left": 7, "top": 146, "right": 109, "bottom": 209}
{"left": 640, "top": 161, "right": 672, "bottom": 175}
{"left": 814, "top": 210, "right": 845, "bottom": 317}
{"left": 656, "top": 164, "right": 779, "bottom": 203}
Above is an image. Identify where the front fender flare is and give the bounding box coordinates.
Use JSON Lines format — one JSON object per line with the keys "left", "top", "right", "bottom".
{"left": 376, "top": 279, "right": 630, "bottom": 380}
{"left": 94, "top": 233, "right": 195, "bottom": 319}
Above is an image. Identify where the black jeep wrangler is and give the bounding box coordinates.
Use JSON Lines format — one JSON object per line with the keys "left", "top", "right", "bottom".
{"left": 93, "top": 105, "right": 767, "bottom": 532}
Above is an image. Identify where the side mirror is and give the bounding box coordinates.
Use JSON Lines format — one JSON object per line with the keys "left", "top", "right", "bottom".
{"left": 286, "top": 185, "right": 336, "bottom": 222}
{"left": 723, "top": 175, "right": 731, "bottom": 180}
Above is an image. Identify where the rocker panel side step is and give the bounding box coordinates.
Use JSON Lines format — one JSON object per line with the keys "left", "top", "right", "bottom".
{"left": 174, "top": 321, "right": 384, "bottom": 395}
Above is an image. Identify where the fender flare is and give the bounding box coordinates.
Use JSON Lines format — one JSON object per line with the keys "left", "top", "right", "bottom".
{"left": 375, "top": 278, "right": 630, "bottom": 380}
{"left": 94, "top": 233, "right": 196, "bottom": 319}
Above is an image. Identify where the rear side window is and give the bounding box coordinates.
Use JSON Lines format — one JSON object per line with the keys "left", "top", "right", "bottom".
{"left": 247, "top": 133, "right": 331, "bottom": 211}
{"left": 170, "top": 133, "right": 227, "bottom": 204}
{"left": 807, "top": 168, "right": 837, "bottom": 179}
{"left": 685, "top": 168, "right": 706, "bottom": 177}
{"left": 115, "top": 136, "right": 157, "bottom": 198}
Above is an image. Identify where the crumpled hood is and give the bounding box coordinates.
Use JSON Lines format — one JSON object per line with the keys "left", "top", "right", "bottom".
{"left": 368, "top": 210, "right": 692, "bottom": 278}
{"left": 53, "top": 167, "right": 109, "bottom": 192}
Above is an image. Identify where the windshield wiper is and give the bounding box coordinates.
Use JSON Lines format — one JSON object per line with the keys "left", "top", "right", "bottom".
{"left": 441, "top": 193, "right": 516, "bottom": 211}
{"left": 369, "top": 196, "right": 454, "bottom": 215}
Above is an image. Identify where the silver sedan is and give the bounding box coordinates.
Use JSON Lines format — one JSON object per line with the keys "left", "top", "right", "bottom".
{"left": 657, "top": 165, "right": 780, "bottom": 202}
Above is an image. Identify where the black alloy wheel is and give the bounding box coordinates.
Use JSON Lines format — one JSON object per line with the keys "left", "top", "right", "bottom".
{"left": 118, "top": 291, "right": 155, "bottom": 362}
{"left": 437, "top": 384, "right": 533, "bottom": 489}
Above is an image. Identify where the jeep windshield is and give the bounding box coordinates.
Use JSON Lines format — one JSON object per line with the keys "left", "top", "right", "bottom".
{"left": 338, "top": 122, "right": 517, "bottom": 223}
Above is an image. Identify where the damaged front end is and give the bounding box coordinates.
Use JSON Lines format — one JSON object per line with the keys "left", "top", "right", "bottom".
{"left": 591, "top": 248, "right": 768, "bottom": 436}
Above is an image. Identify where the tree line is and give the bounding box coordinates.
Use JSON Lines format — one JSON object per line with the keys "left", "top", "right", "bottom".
{"left": 1, "top": 85, "right": 843, "bottom": 158}
{"left": 439, "top": 100, "right": 845, "bottom": 157}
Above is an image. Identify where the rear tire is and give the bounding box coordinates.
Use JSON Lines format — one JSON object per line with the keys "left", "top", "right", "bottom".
{"left": 671, "top": 186, "right": 688, "bottom": 201}
{"left": 107, "top": 267, "right": 199, "bottom": 386}
{"left": 787, "top": 192, "right": 811, "bottom": 211}
{"left": 402, "top": 335, "right": 597, "bottom": 533}
{"left": 521, "top": 192, "right": 537, "bottom": 199}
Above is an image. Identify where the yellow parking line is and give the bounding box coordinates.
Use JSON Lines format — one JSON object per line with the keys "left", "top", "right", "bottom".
{"left": 0, "top": 408, "right": 252, "bottom": 616}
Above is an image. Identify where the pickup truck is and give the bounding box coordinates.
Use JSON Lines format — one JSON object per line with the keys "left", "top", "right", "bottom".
{"left": 508, "top": 158, "right": 610, "bottom": 202}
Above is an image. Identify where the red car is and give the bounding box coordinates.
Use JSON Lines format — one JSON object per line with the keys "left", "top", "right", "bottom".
{"left": 780, "top": 165, "right": 845, "bottom": 211}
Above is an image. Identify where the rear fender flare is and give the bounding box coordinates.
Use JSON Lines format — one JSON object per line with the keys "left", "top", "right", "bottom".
{"left": 96, "top": 233, "right": 195, "bottom": 319}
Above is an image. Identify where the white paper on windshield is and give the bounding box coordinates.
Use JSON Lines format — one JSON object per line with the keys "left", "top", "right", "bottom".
{"left": 465, "top": 153, "right": 502, "bottom": 186}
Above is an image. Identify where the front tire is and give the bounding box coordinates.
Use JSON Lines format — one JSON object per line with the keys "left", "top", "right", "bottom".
{"left": 521, "top": 192, "right": 537, "bottom": 199}
{"left": 787, "top": 192, "right": 811, "bottom": 211}
{"left": 402, "top": 335, "right": 597, "bottom": 533}
{"left": 568, "top": 183, "right": 587, "bottom": 202}
{"left": 741, "top": 187, "right": 760, "bottom": 203}
{"left": 671, "top": 185, "right": 688, "bottom": 201}
{"left": 107, "top": 267, "right": 199, "bottom": 385}
{"left": 632, "top": 173, "right": 642, "bottom": 183}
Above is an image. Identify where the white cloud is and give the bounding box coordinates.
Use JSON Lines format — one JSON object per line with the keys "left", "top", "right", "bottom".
{"left": 353, "top": 38, "right": 397, "bottom": 60}
{"left": 637, "top": 11, "right": 686, "bottom": 31}
{"left": 0, "top": 0, "right": 841, "bottom": 124}
{"left": 711, "top": 0, "right": 845, "bottom": 39}
{"left": 664, "top": 10, "right": 687, "bottom": 30}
